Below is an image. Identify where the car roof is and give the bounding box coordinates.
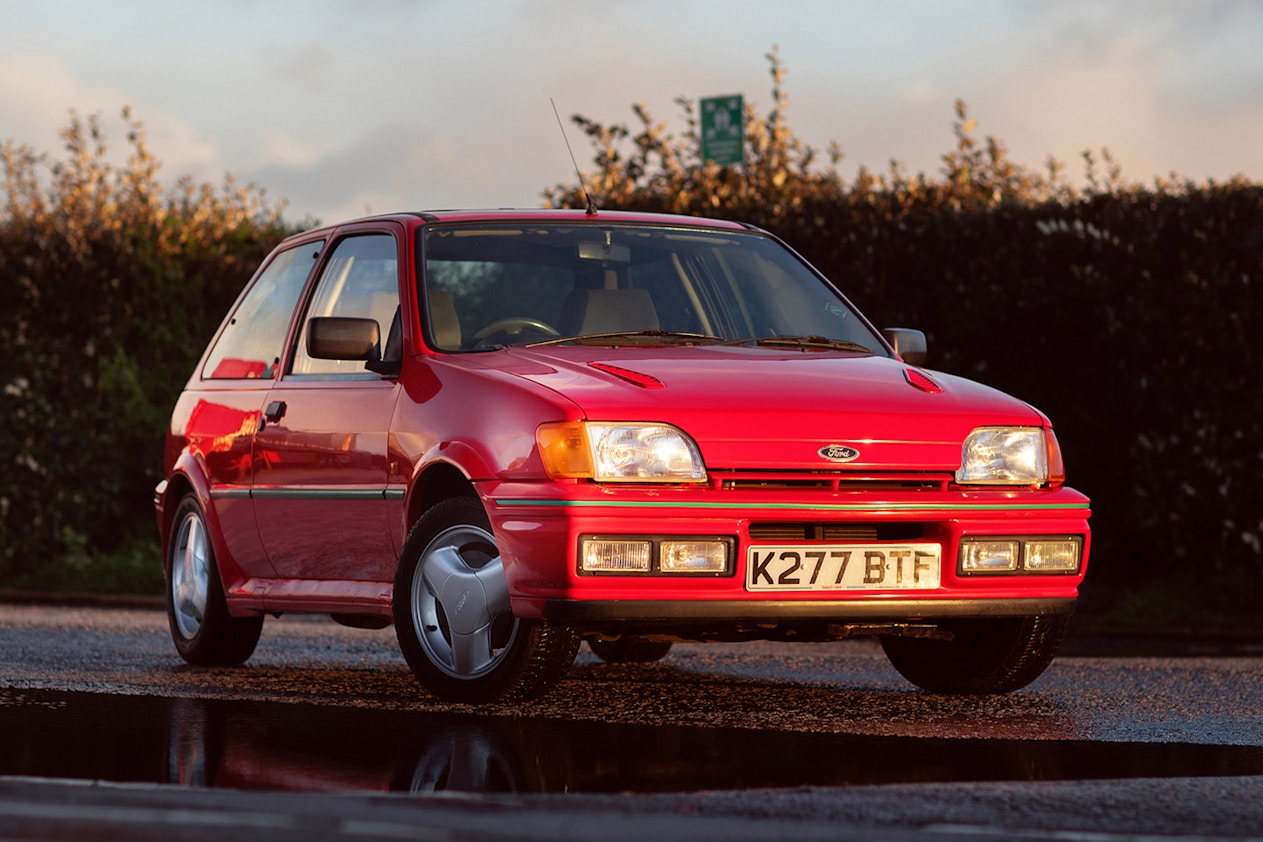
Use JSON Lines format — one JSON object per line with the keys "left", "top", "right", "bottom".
{"left": 283, "top": 208, "right": 756, "bottom": 242}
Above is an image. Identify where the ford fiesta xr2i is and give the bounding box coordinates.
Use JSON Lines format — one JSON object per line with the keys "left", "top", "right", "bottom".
{"left": 154, "top": 209, "right": 1091, "bottom": 704}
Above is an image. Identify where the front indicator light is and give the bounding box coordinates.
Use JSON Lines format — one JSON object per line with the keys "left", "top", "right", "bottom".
{"left": 581, "top": 539, "right": 651, "bottom": 572}
{"left": 537, "top": 421, "right": 594, "bottom": 478}
{"left": 1045, "top": 429, "right": 1066, "bottom": 485}
{"left": 960, "top": 540, "right": 1020, "bottom": 572}
{"left": 1024, "top": 540, "right": 1081, "bottom": 573}
{"left": 660, "top": 541, "right": 728, "bottom": 573}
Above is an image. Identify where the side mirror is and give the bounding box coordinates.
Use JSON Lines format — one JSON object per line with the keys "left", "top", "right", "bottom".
{"left": 307, "top": 316, "right": 380, "bottom": 361}
{"left": 881, "top": 327, "right": 927, "bottom": 367}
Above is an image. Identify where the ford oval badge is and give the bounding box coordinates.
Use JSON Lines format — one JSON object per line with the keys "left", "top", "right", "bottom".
{"left": 818, "top": 444, "right": 860, "bottom": 463}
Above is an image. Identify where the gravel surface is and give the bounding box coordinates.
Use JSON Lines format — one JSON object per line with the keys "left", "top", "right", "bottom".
{"left": 1, "top": 603, "right": 1259, "bottom": 746}
{"left": 2, "top": 602, "right": 1262, "bottom": 840}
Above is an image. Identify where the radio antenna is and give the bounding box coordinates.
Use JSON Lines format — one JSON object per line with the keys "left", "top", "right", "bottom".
{"left": 551, "top": 97, "right": 597, "bottom": 216}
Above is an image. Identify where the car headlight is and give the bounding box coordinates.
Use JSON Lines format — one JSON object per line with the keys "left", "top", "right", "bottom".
{"left": 537, "top": 421, "right": 707, "bottom": 482}
{"left": 957, "top": 427, "right": 1063, "bottom": 486}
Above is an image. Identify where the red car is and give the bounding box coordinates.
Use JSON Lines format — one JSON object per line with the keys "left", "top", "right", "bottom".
{"left": 155, "top": 209, "right": 1091, "bottom": 703}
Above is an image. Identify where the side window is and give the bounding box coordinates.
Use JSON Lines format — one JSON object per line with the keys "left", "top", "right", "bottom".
{"left": 291, "top": 233, "right": 400, "bottom": 375}
{"left": 202, "top": 242, "right": 321, "bottom": 380}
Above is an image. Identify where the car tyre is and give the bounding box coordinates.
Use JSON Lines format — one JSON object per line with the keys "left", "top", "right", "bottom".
{"left": 165, "top": 494, "right": 263, "bottom": 666}
{"left": 587, "top": 636, "right": 674, "bottom": 664}
{"left": 394, "top": 498, "right": 580, "bottom": 703}
{"left": 879, "top": 614, "right": 1069, "bottom": 694}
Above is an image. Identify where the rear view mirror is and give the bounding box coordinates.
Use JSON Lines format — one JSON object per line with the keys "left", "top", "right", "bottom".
{"left": 881, "top": 327, "right": 927, "bottom": 367}
{"left": 577, "top": 241, "right": 631, "bottom": 262}
{"left": 307, "top": 317, "right": 380, "bottom": 361}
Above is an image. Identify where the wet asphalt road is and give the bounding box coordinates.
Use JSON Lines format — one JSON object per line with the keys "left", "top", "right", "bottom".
{"left": 1, "top": 602, "right": 1262, "bottom": 840}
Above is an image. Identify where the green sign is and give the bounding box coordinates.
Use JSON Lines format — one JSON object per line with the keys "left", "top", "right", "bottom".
{"left": 700, "top": 94, "right": 744, "bottom": 166}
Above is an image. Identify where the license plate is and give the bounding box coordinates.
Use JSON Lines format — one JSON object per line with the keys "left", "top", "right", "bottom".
{"left": 745, "top": 544, "right": 941, "bottom": 592}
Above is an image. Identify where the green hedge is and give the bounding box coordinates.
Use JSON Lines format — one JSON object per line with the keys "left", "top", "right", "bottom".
{"left": 5, "top": 81, "right": 1261, "bottom": 626}
{"left": 1, "top": 110, "right": 293, "bottom": 591}
{"left": 783, "top": 186, "right": 1263, "bottom": 621}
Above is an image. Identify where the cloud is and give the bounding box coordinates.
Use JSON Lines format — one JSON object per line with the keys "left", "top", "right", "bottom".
{"left": 259, "top": 128, "right": 323, "bottom": 170}
{"left": 271, "top": 45, "right": 336, "bottom": 94}
{"left": 7, "top": 0, "right": 1262, "bottom": 224}
{"left": 241, "top": 95, "right": 591, "bottom": 224}
{"left": 785, "top": 1, "right": 1263, "bottom": 187}
{"left": 975, "top": 3, "right": 1263, "bottom": 183}
{"left": 0, "top": 53, "right": 223, "bottom": 183}
{"left": 244, "top": 124, "right": 500, "bottom": 224}
{"left": 0, "top": 55, "right": 119, "bottom": 149}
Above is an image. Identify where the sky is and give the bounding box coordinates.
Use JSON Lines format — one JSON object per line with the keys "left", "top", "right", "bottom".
{"left": 3, "top": 0, "right": 1262, "bottom": 226}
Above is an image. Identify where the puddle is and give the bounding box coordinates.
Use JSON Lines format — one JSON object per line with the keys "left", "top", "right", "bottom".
{"left": 2, "top": 689, "right": 1261, "bottom": 795}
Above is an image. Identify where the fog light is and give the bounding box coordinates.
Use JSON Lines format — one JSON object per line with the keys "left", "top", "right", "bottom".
{"left": 581, "top": 539, "right": 651, "bottom": 572}
{"left": 960, "top": 540, "right": 1019, "bottom": 572}
{"left": 1024, "top": 540, "right": 1081, "bottom": 573}
{"left": 660, "top": 540, "right": 728, "bottom": 573}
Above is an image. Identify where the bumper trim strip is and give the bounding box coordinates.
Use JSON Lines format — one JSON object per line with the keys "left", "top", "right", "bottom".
{"left": 496, "top": 498, "right": 1090, "bottom": 514}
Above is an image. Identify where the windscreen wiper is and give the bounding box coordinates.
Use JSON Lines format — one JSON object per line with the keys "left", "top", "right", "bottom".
{"left": 527, "top": 330, "right": 725, "bottom": 347}
{"left": 722, "top": 335, "right": 876, "bottom": 353}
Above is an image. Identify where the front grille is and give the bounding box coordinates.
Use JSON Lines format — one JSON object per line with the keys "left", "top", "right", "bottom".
{"left": 713, "top": 471, "right": 951, "bottom": 493}
{"left": 748, "top": 522, "right": 925, "bottom": 542}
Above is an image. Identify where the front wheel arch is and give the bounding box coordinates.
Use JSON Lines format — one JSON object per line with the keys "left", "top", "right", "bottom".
{"left": 405, "top": 462, "right": 478, "bottom": 535}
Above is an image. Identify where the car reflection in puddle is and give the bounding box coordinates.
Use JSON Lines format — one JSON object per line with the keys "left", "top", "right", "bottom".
{"left": 2, "top": 689, "right": 1262, "bottom": 794}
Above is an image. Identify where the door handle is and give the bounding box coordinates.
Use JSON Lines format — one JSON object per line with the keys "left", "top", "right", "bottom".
{"left": 262, "top": 400, "right": 287, "bottom": 426}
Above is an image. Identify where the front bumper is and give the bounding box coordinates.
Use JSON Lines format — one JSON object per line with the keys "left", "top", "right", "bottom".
{"left": 484, "top": 481, "right": 1092, "bottom": 623}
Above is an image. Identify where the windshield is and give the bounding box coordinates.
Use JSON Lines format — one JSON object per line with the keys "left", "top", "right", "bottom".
{"left": 419, "top": 223, "right": 886, "bottom": 354}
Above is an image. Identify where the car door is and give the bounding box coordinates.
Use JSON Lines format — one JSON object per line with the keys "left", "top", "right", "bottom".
{"left": 191, "top": 238, "right": 323, "bottom": 581}
{"left": 251, "top": 229, "right": 404, "bottom": 583}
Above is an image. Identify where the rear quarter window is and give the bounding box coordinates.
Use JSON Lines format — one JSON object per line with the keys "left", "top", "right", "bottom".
{"left": 202, "top": 242, "right": 321, "bottom": 380}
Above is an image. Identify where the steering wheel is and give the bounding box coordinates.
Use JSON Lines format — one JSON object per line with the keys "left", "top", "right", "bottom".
{"left": 467, "top": 317, "right": 560, "bottom": 346}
